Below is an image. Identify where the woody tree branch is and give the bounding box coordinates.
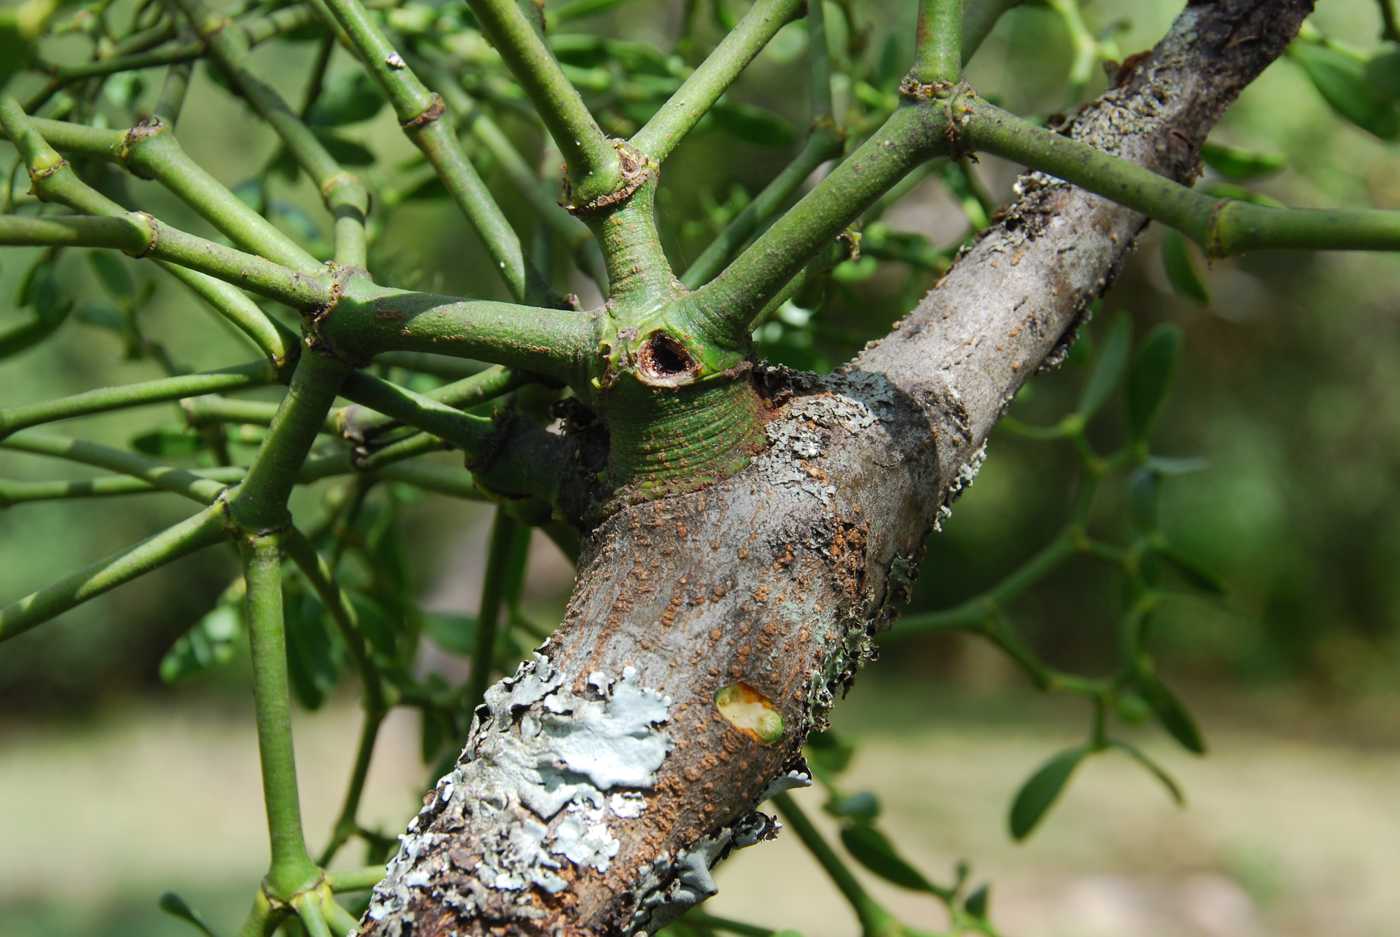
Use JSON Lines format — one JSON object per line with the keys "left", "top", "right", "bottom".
{"left": 360, "top": 2, "right": 1318, "bottom": 935}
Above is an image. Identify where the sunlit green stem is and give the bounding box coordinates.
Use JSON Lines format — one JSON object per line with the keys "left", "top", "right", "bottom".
{"left": 314, "top": 0, "right": 549, "bottom": 301}
{"left": 2, "top": 429, "right": 232, "bottom": 503}
{"left": 0, "top": 504, "right": 227, "bottom": 642}
{"left": 241, "top": 532, "right": 320, "bottom": 897}
{"left": 631, "top": 0, "right": 803, "bottom": 162}
{"left": 962, "top": 99, "right": 1400, "bottom": 255}
{"left": 230, "top": 350, "right": 352, "bottom": 532}
{"left": 693, "top": 101, "right": 949, "bottom": 343}
{"left": 914, "top": 0, "right": 963, "bottom": 84}
{"left": 0, "top": 213, "right": 335, "bottom": 307}
{"left": 168, "top": 0, "right": 370, "bottom": 266}
{"left": 464, "top": 0, "right": 622, "bottom": 204}
{"left": 772, "top": 792, "right": 893, "bottom": 936}
{"left": 326, "top": 865, "right": 385, "bottom": 893}
{"left": 0, "top": 360, "right": 279, "bottom": 438}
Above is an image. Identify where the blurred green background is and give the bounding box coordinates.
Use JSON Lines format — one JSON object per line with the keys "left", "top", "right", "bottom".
{"left": 1, "top": 0, "right": 1398, "bottom": 935}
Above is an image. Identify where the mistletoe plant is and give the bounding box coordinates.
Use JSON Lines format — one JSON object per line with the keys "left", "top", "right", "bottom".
{"left": 1, "top": 0, "right": 1398, "bottom": 935}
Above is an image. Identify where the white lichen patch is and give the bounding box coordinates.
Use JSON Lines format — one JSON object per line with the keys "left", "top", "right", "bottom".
{"left": 363, "top": 654, "right": 672, "bottom": 934}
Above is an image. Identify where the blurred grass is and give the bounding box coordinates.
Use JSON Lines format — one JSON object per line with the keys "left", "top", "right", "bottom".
{"left": 2, "top": 682, "right": 1398, "bottom": 937}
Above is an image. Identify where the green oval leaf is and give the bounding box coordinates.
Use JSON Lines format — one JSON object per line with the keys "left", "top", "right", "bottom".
{"left": 708, "top": 101, "right": 798, "bottom": 146}
{"left": 422, "top": 611, "right": 480, "bottom": 656}
{"left": 824, "top": 790, "right": 881, "bottom": 823}
{"left": 1161, "top": 231, "right": 1209, "bottom": 306}
{"left": 1127, "top": 323, "right": 1184, "bottom": 442}
{"left": 1009, "top": 746, "right": 1087, "bottom": 841}
{"left": 1154, "top": 543, "right": 1226, "bottom": 595}
{"left": 1077, "top": 312, "right": 1132, "bottom": 419}
{"left": 839, "top": 823, "right": 936, "bottom": 892}
{"left": 804, "top": 729, "right": 855, "bottom": 780}
{"left": 1290, "top": 39, "right": 1400, "bottom": 140}
{"left": 1137, "top": 673, "right": 1206, "bottom": 754}
{"left": 157, "top": 891, "right": 219, "bottom": 937}
{"left": 1199, "top": 141, "right": 1285, "bottom": 181}
{"left": 1109, "top": 739, "right": 1186, "bottom": 806}
{"left": 160, "top": 605, "right": 243, "bottom": 684}
{"left": 88, "top": 252, "right": 135, "bottom": 299}
{"left": 307, "top": 70, "right": 387, "bottom": 126}
{"left": 964, "top": 882, "right": 991, "bottom": 919}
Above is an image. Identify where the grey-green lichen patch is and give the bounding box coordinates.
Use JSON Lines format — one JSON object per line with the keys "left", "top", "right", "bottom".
{"left": 626, "top": 811, "right": 779, "bottom": 936}
{"left": 933, "top": 440, "right": 987, "bottom": 532}
{"left": 363, "top": 654, "right": 672, "bottom": 935}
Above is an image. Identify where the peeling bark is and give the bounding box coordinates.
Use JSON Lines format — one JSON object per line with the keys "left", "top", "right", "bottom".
{"left": 360, "top": 2, "right": 1314, "bottom": 934}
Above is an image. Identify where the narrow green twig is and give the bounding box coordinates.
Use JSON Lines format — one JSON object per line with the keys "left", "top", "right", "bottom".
{"left": 771, "top": 792, "right": 892, "bottom": 936}
{"left": 241, "top": 532, "right": 320, "bottom": 897}
{"left": 464, "top": 0, "right": 622, "bottom": 204}
{"left": 0, "top": 360, "right": 280, "bottom": 438}
{"left": 0, "top": 504, "right": 227, "bottom": 642}
{"left": 914, "top": 0, "right": 963, "bottom": 84}
{"left": 962, "top": 98, "right": 1400, "bottom": 255}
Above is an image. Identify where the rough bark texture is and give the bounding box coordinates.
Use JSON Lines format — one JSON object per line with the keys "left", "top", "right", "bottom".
{"left": 360, "top": 2, "right": 1313, "bottom": 934}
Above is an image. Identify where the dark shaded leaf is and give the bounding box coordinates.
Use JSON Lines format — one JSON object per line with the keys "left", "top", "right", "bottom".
{"left": 160, "top": 605, "right": 242, "bottom": 684}
{"left": 1161, "top": 231, "right": 1209, "bottom": 305}
{"left": 1128, "top": 468, "right": 1159, "bottom": 531}
{"left": 313, "top": 129, "right": 376, "bottom": 166}
{"left": 422, "top": 611, "right": 479, "bottom": 656}
{"left": 1077, "top": 312, "right": 1132, "bottom": 419}
{"left": 1127, "top": 323, "right": 1184, "bottom": 441}
{"left": 88, "top": 252, "right": 135, "bottom": 299}
{"left": 804, "top": 729, "right": 854, "bottom": 780}
{"left": 285, "top": 592, "right": 342, "bottom": 710}
{"left": 1009, "top": 747, "right": 1087, "bottom": 840}
{"left": 964, "top": 882, "right": 991, "bottom": 918}
{"left": 132, "top": 428, "right": 207, "bottom": 457}
{"left": 1155, "top": 543, "right": 1226, "bottom": 595}
{"left": 1137, "top": 673, "right": 1206, "bottom": 754}
{"left": 307, "top": 69, "right": 387, "bottom": 126}
{"left": 709, "top": 101, "right": 798, "bottom": 146}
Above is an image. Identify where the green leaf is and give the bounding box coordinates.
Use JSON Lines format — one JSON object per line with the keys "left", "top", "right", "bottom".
{"left": 420, "top": 704, "right": 452, "bottom": 762}
{"left": 132, "top": 428, "right": 207, "bottom": 457}
{"left": 157, "top": 891, "right": 219, "bottom": 937}
{"left": 708, "top": 101, "right": 798, "bottom": 146}
{"left": 839, "top": 824, "right": 938, "bottom": 892}
{"left": 1290, "top": 39, "right": 1400, "bottom": 140}
{"left": 1154, "top": 543, "right": 1226, "bottom": 595}
{"left": 422, "top": 611, "right": 479, "bottom": 656}
{"left": 1199, "top": 141, "right": 1284, "bottom": 181}
{"left": 88, "top": 252, "right": 135, "bottom": 299}
{"left": 964, "top": 882, "right": 991, "bottom": 918}
{"left": 1160, "top": 231, "right": 1209, "bottom": 305}
{"left": 1128, "top": 468, "right": 1159, "bottom": 531}
{"left": 350, "top": 592, "right": 400, "bottom": 660}
{"left": 804, "top": 729, "right": 855, "bottom": 780}
{"left": 1136, "top": 673, "right": 1206, "bottom": 754}
{"left": 313, "top": 129, "right": 377, "bottom": 166}
{"left": 1110, "top": 740, "right": 1185, "bottom": 806}
{"left": 307, "top": 69, "right": 387, "bottom": 126}
{"left": 160, "top": 605, "right": 243, "bottom": 684}
{"left": 1077, "top": 312, "right": 1132, "bottom": 419}
{"left": 1008, "top": 747, "right": 1087, "bottom": 841}
{"left": 824, "top": 790, "right": 880, "bottom": 823}
{"left": 1126, "top": 323, "right": 1184, "bottom": 442}
{"left": 285, "top": 591, "right": 342, "bottom": 710}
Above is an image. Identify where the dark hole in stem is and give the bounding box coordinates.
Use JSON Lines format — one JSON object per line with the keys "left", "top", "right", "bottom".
{"left": 639, "top": 332, "right": 696, "bottom": 381}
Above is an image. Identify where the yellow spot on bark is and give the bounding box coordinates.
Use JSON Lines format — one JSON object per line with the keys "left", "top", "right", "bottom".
{"left": 715, "top": 682, "right": 784, "bottom": 744}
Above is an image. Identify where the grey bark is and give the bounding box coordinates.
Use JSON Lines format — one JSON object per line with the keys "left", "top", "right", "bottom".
{"left": 361, "top": 2, "right": 1315, "bottom": 934}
